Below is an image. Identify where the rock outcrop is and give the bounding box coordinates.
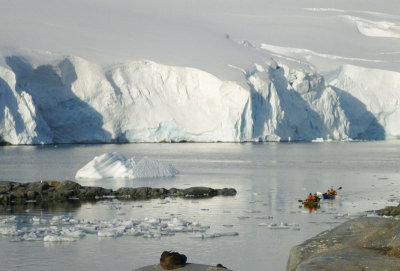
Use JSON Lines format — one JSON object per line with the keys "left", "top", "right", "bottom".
{"left": 0, "top": 180, "right": 237, "bottom": 205}
{"left": 287, "top": 217, "right": 400, "bottom": 271}
{"left": 376, "top": 204, "right": 400, "bottom": 217}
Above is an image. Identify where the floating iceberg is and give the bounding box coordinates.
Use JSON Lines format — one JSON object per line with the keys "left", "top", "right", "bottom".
{"left": 75, "top": 152, "right": 179, "bottom": 179}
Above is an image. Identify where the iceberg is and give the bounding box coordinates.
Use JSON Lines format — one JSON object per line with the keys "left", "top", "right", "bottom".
{"left": 75, "top": 152, "right": 179, "bottom": 179}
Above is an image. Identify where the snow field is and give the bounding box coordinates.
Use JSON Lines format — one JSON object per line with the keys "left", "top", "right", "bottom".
{"left": 0, "top": 1, "right": 400, "bottom": 143}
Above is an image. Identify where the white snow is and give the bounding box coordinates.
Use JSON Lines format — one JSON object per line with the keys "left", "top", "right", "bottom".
{"left": 343, "top": 15, "right": 400, "bottom": 38}
{"left": 0, "top": 0, "right": 400, "bottom": 143}
{"left": 75, "top": 152, "right": 179, "bottom": 179}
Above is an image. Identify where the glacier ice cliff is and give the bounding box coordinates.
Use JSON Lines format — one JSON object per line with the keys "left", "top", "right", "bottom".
{"left": 0, "top": 56, "right": 396, "bottom": 144}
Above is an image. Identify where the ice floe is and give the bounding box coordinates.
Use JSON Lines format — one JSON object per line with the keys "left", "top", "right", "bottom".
{"left": 0, "top": 213, "right": 237, "bottom": 243}
{"left": 257, "top": 222, "right": 300, "bottom": 230}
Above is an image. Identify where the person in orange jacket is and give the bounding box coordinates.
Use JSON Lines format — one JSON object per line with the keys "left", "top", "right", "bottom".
{"left": 327, "top": 187, "right": 337, "bottom": 195}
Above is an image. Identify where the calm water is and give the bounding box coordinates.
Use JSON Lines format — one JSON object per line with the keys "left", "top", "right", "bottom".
{"left": 0, "top": 142, "right": 400, "bottom": 271}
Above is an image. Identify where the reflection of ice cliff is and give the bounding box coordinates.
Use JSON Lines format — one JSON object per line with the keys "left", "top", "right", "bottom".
{"left": 0, "top": 56, "right": 397, "bottom": 144}
{"left": 75, "top": 152, "right": 179, "bottom": 179}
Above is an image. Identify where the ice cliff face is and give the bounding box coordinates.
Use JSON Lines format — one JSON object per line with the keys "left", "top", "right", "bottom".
{"left": 0, "top": 65, "right": 52, "bottom": 144}
{"left": 0, "top": 56, "right": 396, "bottom": 144}
{"left": 244, "top": 63, "right": 349, "bottom": 141}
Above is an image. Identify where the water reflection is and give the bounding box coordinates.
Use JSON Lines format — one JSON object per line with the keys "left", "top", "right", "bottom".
{"left": 0, "top": 201, "right": 82, "bottom": 215}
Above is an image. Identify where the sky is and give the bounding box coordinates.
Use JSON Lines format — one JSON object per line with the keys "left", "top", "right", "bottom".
{"left": 0, "top": 0, "right": 400, "bottom": 81}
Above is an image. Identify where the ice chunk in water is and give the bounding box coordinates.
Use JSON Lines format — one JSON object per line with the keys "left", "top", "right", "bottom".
{"left": 75, "top": 152, "right": 179, "bottom": 179}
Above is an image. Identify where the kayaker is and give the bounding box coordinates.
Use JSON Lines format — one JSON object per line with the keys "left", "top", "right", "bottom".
{"left": 327, "top": 187, "right": 337, "bottom": 195}
{"left": 306, "top": 193, "right": 313, "bottom": 201}
{"left": 313, "top": 193, "right": 320, "bottom": 202}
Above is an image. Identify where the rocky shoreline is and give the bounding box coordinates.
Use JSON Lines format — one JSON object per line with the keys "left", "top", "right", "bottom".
{"left": 287, "top": 204, "right": 400, "bottom": 271}
{"left": 0, "top": 180, "right": 237, "bottom": 205}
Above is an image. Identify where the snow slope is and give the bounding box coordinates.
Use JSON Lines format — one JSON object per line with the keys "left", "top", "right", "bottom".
{"left": 0, "top": 0, "right": 399, "bottom": 143}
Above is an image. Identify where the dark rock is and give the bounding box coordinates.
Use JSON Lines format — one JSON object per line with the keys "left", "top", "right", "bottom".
{"left": 183, "top": 187, "right": 217, "bottom": 198}
{"left": 116, "top": 187, "right": 152, "bottom": 200}
{"left": 0, "top": 180, "right": 237, "bottom": 206}
{"left": 160, "top": 251, "right": 187, "bottom": 270}
{"left": 377, "top": 204, "right": 400, "bottom": 216}
{"left": 52, "top": 181, "right": 82, "bottom": 200}
{"left": 0, "top": 194, "right": 9, "bottom": 203}
{"left": 135, "top": 187, "right": 152, "bottom": 199}
{"left": 26, "top": 182, "right": 50, "bottom": 193}
{"left": 26, "top": 190, "right": 37, "bottom": 200}
{"left": 10, "top": 188, "right": 26, "bottom": 199}
{"left": 80, "top": 186, "right": 109, "bottom": 199}
{"left": 151, "top": 188, "right": 168, "bottom": 198}
{"left": 217, "top": 188, "right": 237, "bottom": 196}
{"left": 168, "top": 188, "right": 178, "bottom": 195}
{"left": 287, "top": 217, "right": 400, "bottom": 271}
{"left": 216, "top": 264, "right": 227, "bottom": 269}
{"left": 0, "top": 182, "right": 14, "bottom": 194}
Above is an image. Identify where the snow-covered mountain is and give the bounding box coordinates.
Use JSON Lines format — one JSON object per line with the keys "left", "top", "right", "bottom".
{"left": 0, "top": 0, "right": 399, "bottom": 144}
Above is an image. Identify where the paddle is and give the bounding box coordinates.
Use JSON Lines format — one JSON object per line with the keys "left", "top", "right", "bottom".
{"left": 324, "top": 186, "right": 342, "bottom": 194}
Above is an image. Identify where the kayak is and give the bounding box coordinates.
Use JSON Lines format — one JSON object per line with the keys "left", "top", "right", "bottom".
{"left": 302, "top": 200, "right": 319, "bottom": 207}
{"left": 323, "top": 193, "right": 336, "bottom": 200}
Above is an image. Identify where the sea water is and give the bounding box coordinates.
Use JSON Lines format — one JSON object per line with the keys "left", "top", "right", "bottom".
{"left": 0, "top": 142, "right": 400, "bottom": 271}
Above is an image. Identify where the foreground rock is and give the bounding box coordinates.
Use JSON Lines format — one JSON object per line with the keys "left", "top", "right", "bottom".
{"left": 376, "top": 203, "right": 400, "bottom": 216}
{"left": 135, "top": 264, "right": 230, "bottom": 271}
{"left": 136, "top": 251, "right": 230, "bottom": 271}
{"left": 287, "top": 217, "right": 400, "bottom": 271}
{"left": 0, "top": 180, "right": 236, "bottom": 205}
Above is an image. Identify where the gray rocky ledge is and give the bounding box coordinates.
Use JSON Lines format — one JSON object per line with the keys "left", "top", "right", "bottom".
{"left": 376, "top": 203, "right": 400, "bottom": 216}
{"left": 287, "top": 217, "right": 400, "bottom": 271}
{"left": 0, "top": 180, "right": 237, "bottom": 205}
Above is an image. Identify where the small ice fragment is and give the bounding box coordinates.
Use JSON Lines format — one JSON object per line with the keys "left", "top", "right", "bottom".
{"left": 97, "top": 229, "right": 122, "bottom": 237}
{"left": 44, "top": 235, "right": 76, "bottom": 242}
